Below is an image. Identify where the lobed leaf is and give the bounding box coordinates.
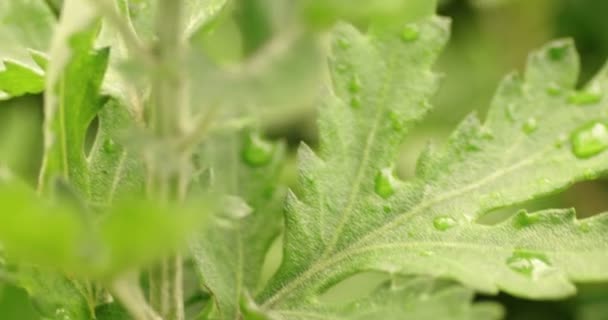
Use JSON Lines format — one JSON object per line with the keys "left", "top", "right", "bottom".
{"left": 253, "top": 15, "right": 608, "bottom": 316}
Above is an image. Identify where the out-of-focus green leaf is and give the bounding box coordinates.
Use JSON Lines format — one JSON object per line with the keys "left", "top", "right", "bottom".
{"left": 190, "top": 34, "right": 323, "bottom": 123}
{"left": 126, "top": 0, "right": 228, "bottom": 41}
{"left": 191, "top": 130, "right": 285, "bottom": 320}
{"left": 301, "top": 0, "right": 438, "bottom": 28}
{"left": 0, "top": 173, "right": 209, "bottom": 279}
{"left": 0, "top": 0, "right": 56, "bottom": 99}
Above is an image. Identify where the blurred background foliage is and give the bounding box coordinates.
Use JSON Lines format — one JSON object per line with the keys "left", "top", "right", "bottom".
{"left": 1, "top": 0, "right": 608, "bottom": 319}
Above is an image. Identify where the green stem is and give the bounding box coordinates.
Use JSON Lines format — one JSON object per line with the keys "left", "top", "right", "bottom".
{"left": 147, "top": 0, "right": 188, "bottom": 319}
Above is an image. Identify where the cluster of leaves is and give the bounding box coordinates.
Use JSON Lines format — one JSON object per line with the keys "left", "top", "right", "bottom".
{"left": 1, "top": 0, "right": 608, "bottom": 320}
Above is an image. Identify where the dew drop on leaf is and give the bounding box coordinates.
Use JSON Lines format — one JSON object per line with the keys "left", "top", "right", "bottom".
{"left": 571, "top": 122, "right": 608, "bottom": 158}
{"left": 568, "top": 90, "right": 602, "bottom": 106}
{"left": 374, "top": 167, "right": 397, "bottom": 199}
{"left": 55, "top": 308, "right": 71, "bottom": 320}
{"left": 555, "top": 133, "right": 568, "bottom": 148}
{"left": 349, "top": 75, "right": 362, "bottom": 93}
{"left": 388, "top": 111, "right": 404, "bottom": 131}
{"left": 400, "top": 25, "right": 420, "bottom": 42}
{"left": 522, "top": 117, "right": 538, "bottom": 134}
{"left": 222, "top": 195, "right": 253, "bottom": 220}
{"left": 506, "top": 250, "right": 553, "bottom": 279}
{"left": 546, "top": 83, "right": 562, "bottom": 96}
{"left": 383, "top": 205, "right": 392, "bottom": 213}
{"left": 505, "top": 103, "right": 517, "bottom": 122}
{"left": 337, "top": 37, "right": 351, "bottom": 49}
{"left": 242, "top": 133, "right": 273, "bottom": 167}
{"left": 351, "top": 96, "right": 362, "bottom": 109}
{"left": 335, "top": 63, "right": 349, "bottom": 73}
{"left": 103, "top": 138, "right": 118, "bottom": 153}
{"left": 547, "top": 43, "right": 568, "bottom": 61}
{"left": 433, "top": 216, "right": 457, "bottom": 231}
{"left": 578, "top": 222, "right": 592, "bottom": 233}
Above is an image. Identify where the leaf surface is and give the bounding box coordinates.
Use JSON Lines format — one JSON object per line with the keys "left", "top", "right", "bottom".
{"left": 0, "top": 0, "right": 55, "bottom": 99}
{"left": 191, "top": 131, "right": 285, "bottom": 320}
{"left": 255, "top": 15, "right": 608, "bottom": 315}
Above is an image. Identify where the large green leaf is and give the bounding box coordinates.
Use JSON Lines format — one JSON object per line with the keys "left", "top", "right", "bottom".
{"left": 253, "top": 15, "right": 608, "bottom": 315}
{"left": 191, "top": 131, "right": 285, "bottom": 320}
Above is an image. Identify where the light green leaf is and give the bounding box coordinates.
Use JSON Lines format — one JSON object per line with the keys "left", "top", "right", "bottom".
{"left": 254, "top": 15, "right": 608, "bottom": 315}
{"left": 126, "top": 0, "right": 228, "bottom": 41}
{"left": 38, "top": 17, "right": 109, "bottom": 195}
{"left": 87, "top": 99, "right": 145, "bottom": 206}
{"left": 17, "top": 268, "right": 93, "bottom": 320}
{"left": 191, "top": 131, "right": 285, "bottom": 320}
{"left": 301, "top": 0, "right": 438, "bottom": 28}
{"left": 270, "top": 278, "right": 503, "bottom": 320}
{"left": 0, "top": 173, "right": 208, "bottom": 279}
{"left": 0, "top": 0, "right": 56, "bottom": 99}
{"left": 0, "top": 56, "right": 45, "bottom": 99}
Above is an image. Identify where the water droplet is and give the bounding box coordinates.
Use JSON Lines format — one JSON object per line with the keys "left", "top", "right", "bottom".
{"left": 103, "top": 138, "right": 118, "bottom": 153}
{"left": 335, "top": 63, "right": 349, "bottom": 73}
{"left": 571, "top": 122, "right": 608, "bottom": 158}
{"left": 375, "top": 167, "right": 398, "bottom": 199}
{"left": 388, "top": 111, "right": 404, "bottom": 131}
{"left": 479, "top": 127, "right": 494, "bottom": 140}
{"left": 583, "top": 168, "right": 599, "bottom": 180}
{"left": 505, "top": 103, "right": 517, "bottom": 122}
{"left": 419, "top": 250, "right": 434, "bottom": 257}
{"left": 349, "top": 75, "right": 362, "bottom": 93}
{"left": 578, "top": 222, "right": 591, "bottom": 233}
{"left": 55, "top": 308, "right": 71, "bottom": 320}
{"left": 242, "top": 133, "right": 273, "bottom": 167}
{"left": 546, "top": 83, "right": 562, "bottom": 96}
{"left": 433, "top": 216, "right": 457, "bottom": 231}
{"left": 337, "top": 37, "right": 350, "bottom": 49}
{"left": 547, "top": 43, "right": 568, "bottom": 61}
{"left": 507, "top": 251, "right": 553, "bottom": 279}
{"left": 350, "top": 96, "right": 362, "bottom": 108}
{"left": 222, "top": 195, "right": 253, "bottom": 220}
{"left": 555, "top": 133, "right": 568, "bottom": 148}
{"left": 513, "top": 211, "right": 541, "bottom": 229}
{"left": 522, "top": 117, "right": 538, "bottom": 134}
{"left": 401, "top": 25, "right": 420, "bottom": 42}
{"left": 568, "top": 90, "right": 602, "bottom": 105}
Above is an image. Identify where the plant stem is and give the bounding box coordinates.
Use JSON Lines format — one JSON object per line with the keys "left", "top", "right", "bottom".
{"left": 112, "top": 274, "right": 162, "bottom": 320}
{"left": 147, "top": 0, "right": 188, "bottom": 319}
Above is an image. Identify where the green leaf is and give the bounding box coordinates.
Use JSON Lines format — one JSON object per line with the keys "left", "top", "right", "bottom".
{"left": 191, "top": 131, "right": 285, "bottom": 320}
{"left": 301, "top": 0, "right": 438, "bottom": 28}
{"left": 87, "top": 99, "right": 145, "bottom": 206}
{"left": 0, "top": 172, "right": 208, "bottom": 279}
{"left": 38, "top": 17, "right": 109, "bottom": 195}
{"left": 0, "top": 56, "right": 45, "bottom": 99}
{"left": 17, "top": 268, "right": 93, "bottom": 320}
{"left": 254, "top": 15, "right": 608, "bottom": 314}
{"left": 126, "top": 0, "right": 228, "bottom": 41}
{"left": 0, "top": 0, "right": 56, "bottom": 99}
{"left": 269, "top": 278, "right": 503, "bottom": 320}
